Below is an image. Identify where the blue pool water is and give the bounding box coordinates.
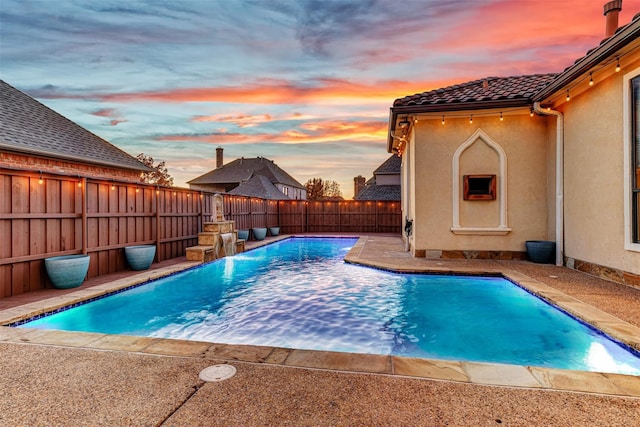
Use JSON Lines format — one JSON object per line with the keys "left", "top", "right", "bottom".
{"left": 20, "top": 237, "right": 640, "bottom": 375}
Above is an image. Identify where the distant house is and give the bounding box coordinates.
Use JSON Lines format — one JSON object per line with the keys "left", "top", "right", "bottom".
{"left": 0, "top": 80, "right": 151, "bottom": 181}
{"left": 354, "top": 155, "right": 401, "bottom": 201}
{"left": 188, "top": 147, "right": 306, "bottom": 200}
{"left": 387, "top": 5, "right": 640, "bottom": 285}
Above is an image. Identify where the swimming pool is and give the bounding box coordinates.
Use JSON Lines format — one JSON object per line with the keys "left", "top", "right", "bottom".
{"left": 18, "top": 237, "right": 640, "bottom": 375}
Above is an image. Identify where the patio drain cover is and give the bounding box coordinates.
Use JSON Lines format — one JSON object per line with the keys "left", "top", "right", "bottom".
{"left": 199, "top": 364, "right": 237, "bottom": 382}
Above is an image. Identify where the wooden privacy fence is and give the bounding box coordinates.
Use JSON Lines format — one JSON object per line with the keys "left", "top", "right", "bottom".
{"left": 223, "top": 197, "right": 401, "bottom": 234}
{"left": 1, "top": 168, "right": 400, "bottom": 297}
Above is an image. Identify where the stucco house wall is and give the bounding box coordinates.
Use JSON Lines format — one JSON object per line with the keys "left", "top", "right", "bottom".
{"left": 410, "top": 113, "right": 550, "bottom": 256}
{"left": 560, "top": 56, "right": 640, "bottom": 275}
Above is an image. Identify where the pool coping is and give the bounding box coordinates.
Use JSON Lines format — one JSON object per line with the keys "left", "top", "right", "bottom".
{"left": 1, "top": 235, "right": 639, "bottom": 398}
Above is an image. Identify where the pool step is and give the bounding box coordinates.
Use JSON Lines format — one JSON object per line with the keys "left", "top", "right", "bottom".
{"left": 198, "top": 231, "right": 238, "bottom": 246}
{"left": 185, "top": 245, "right": 217, "bottom": 262}
{"left": 203, "top": 220, "right": 235, "bottom": 234}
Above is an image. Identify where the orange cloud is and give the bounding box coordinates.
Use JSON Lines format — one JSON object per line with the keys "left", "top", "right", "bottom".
{"left": 155, "top": 119, "right": 388, "bottom": 145}
{"left": 192, "top": 113, "right": 273, "bottom": 128}
{"left": 95, "top": 78, "right": 452, "bottom": 106}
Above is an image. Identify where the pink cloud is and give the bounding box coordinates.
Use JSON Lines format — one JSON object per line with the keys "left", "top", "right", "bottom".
{"left": 91, "top": 108, "right": 117, "bottom": 117}
{"left": 155, "top": 119, "right": 388, "bottom": 145}
{"left": 192, "top": 113, "right": 273, "bottom": 128}
{"left": 92, "top": 78, "right": 449, "bottom": 106}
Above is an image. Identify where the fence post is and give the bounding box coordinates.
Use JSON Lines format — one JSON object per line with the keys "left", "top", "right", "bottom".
{"left": 375, "top": 200, "right": 378, "bottom": 233}
{"left": 81, "top": 177, "right": 87, "bottom": 255}
{"left": 155, "top": 188, "right": 160, "bottom": 261}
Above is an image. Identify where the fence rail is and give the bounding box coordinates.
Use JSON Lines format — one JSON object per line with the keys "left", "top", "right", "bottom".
{"left": 1, "top": 168, "right": 400, "bottom": 297}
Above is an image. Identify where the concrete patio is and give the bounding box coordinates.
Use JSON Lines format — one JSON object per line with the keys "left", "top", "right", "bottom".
{"left": 1, "top": 235, "right": 639, "bottom": 426}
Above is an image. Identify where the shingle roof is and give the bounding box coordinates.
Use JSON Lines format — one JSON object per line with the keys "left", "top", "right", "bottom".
{"left": 0, "top": 80, "right": 151, "bottom": 172}
{"left": 354, "top": 185, "right": 400, "bottom": 201}
{"left": 373, "top": 155, "right": 401, "bottom": 175}
{"left": 228, "top": 174, "right": 292, "bottom": 200}
{"left": 188, "top": 156, "right": 305, "bottom": 189}
{"left": 394, "top": 74, "right": 557, "bottom": 109}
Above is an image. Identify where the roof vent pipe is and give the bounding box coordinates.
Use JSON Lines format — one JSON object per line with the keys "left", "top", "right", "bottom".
{"left": 604, "top": 0, "right": 623, "bottom": 38}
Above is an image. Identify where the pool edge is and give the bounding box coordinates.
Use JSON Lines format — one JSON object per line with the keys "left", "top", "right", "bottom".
{"left": 1, "top": 234, "right": 639, "bottom": 397}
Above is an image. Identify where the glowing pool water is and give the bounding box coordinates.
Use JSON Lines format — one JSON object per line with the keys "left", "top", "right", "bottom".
{"left": 19, "top": 238, "right": 640, "bottom": 375}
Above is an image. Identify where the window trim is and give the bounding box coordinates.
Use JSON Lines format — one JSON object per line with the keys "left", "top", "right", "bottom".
{"left": 623, "top": 68, "right": 640, "bottom": 252}
{"left": 463, "top": 174, "right": 497, "bottom": 200}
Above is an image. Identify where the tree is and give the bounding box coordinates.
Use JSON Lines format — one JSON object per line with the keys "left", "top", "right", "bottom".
{"left": 136, "top": 153, "right": 174, "bottom": 186}
{"left": 305, "top": 177, "right": 343, "bottom": 200}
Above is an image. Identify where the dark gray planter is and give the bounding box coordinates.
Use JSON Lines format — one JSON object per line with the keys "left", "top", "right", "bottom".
{"left": 269, "top": 226, "right": 280, "bottom": 236}
{"left": 237, "top": 230, "right": 250, "bottom": 241}
{"left": 252, "top": 227, "right": 267, "bottom": 241}
{"left": 526, "top": 240, "right": 556, "bottom": 264}
{"left": 45, "top": 254, "right": 90, "bottom": 289}
{"left": 124, "top": 245, "right": 156, "bottom": 270}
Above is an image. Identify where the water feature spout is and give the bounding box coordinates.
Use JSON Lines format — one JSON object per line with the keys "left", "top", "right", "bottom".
{"left": 221, "top": 233, "right": 235, "bottom": 256}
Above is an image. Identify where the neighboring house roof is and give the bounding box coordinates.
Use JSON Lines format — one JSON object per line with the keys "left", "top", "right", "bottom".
{"left": 0, "top": 80, "right": 151, "bottom": 172}
{"left": 188, "top": 156, "right": 305, "bottom": 189}
{"left": 354, "top": 155, "right": 401, "bottom": 201}
{"left": 228, "top": 174, "right": 292, "bottom": 200}
{"left": 354, "top": 184, "right": 400, "bottom": 201}
{"left": 393, "top": 74, "right": 557, "bottom": 111}
{"left": 374, "top": 155, "right": 401, "bottom": 175}
{"left": 534, "top": 13, "right": 640, "bottom": 102}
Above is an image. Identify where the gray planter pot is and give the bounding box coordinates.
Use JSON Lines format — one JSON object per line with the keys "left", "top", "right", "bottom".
{"left": 124, "top": 245, "right": 156, "bottom": 270}
{"left": 252, "top": 227, "right": 267, "bottom": 241}
{"left": 237, "top": 230, "right": 250, "bottom": 241}
{"left": 526, "top": 240, "right": 556, "bottom": 264}
{"left": 45, "top": 254, "right": 90, "bottom": 289}
{"left": 269, "top": 227, "right": 280, "bottom": 236}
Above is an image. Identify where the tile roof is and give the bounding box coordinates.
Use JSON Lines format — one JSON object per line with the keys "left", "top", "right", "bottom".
{"left": 0, "top": 80, "right": 151, "bottom": 172}
{"left": 354, "top": 184, "right": 400, "bottom": 201}
{"left": 373, "top": 155, "right": 401, "bottom": 175}
{"left": 393, "top": 74, "right": 557, "bottom": 109}
{"left": 228, "top": 174, "right": 292, "bottom": 200}
{"left": 188, "top": 157, "right": 305, "bottom": 189}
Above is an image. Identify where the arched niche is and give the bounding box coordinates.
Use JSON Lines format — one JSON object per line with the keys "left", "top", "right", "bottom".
{"left": 451, "top": 129, "right": 511, "bottom": 235}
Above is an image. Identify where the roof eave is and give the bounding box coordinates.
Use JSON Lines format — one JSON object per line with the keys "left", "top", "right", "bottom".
{"left": 533, "top": 19, "right": 640, "bottom": 101}
{"left": 387, "top": 98, "right": 531, "bottom": 153}
{"left": 0, "top": 144, "right": 153, "bottom": 172}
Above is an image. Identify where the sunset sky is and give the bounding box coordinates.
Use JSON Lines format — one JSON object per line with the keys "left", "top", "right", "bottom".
{"left": 1, "top": 0, "right": 637, "bottom": 198}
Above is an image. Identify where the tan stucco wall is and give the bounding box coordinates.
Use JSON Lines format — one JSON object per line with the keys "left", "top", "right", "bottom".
{"left": 560, "top": 58, "right": 640, "bottom": 275}
{"left": 409, "top": 112, "right": 550, "bottom": 253}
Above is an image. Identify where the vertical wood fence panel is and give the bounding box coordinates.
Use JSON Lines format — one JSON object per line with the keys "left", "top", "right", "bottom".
{"left": 1, "top": 168, "right": 400, "bottom": 297}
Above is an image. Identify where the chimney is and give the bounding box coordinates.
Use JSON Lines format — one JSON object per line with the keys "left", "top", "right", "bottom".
{"left": 354, "top": 175, "right": 366, "bottom": 197}
{"left": 216, "top": 146, "right": 223, "bottom": 169}
{"left": 604, "top": 0, "right": 622, "bottom": 38}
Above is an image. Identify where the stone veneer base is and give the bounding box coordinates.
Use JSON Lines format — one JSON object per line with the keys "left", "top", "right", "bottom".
{"left": 565, "top": 257, "right": 640, "bottom": 290}
{"left": 415, "top": 249, "right": 528, "bottom": 261}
